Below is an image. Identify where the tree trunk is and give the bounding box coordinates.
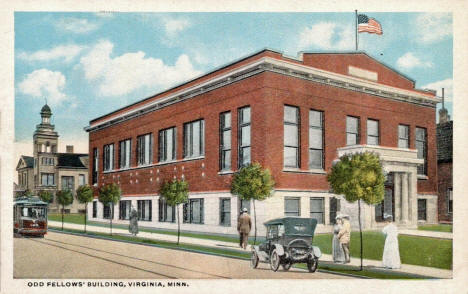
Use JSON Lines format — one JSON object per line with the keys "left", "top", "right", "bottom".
{"left": 253, "top": 200, "right": 257, "bottom": 245}
{"left": 358, "top": 199, "right": 363, "bottom": 271}
{"left": 84, "top": 203, "right": 87, "bottom": 234}
{"left": 61, "top": 205, "right": 64, "bottom": 231}
{"left": 110, "top": 204, "right": 113, "bottom": 236}
{"left": 177, "top": 204, "right": 180, "bottom": 245}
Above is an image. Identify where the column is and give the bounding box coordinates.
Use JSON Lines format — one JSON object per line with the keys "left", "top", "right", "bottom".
{"left": 401, "top": 173, "right": 409, "bottom": 223}
{"left": 394, "top": 172, "right": 401, "bottom": 222}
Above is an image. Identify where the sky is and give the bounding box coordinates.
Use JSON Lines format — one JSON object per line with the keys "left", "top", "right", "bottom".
{"left": 14, "top": 12, "right": 453, "bottom": 159}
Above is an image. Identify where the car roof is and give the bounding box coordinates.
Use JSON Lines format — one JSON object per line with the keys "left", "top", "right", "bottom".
{"left": 14, "top": 196, "right": 48, "bottom": 206}
{"left": 264, "top": 217, "right": 317, "bottom": 226}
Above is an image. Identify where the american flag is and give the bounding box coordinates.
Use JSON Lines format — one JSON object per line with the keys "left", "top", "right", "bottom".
{"left": 358, "top": 14, "right": 382, "bottom": 35}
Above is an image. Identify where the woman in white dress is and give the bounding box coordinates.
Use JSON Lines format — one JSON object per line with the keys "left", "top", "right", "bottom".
{"left": 382, "top": 214, "right": 401, "bottom": 269}
{"left": 332, "top": 216, "right": 345, "bottom": 263}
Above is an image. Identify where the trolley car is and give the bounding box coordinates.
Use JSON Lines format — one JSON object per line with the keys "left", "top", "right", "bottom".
{"left": 14, "top": 196, "right": 48, "bottom": 237}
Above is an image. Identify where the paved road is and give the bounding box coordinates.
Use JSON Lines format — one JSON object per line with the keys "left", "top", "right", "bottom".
{"left": 14, "top": 231, "right": 348, "bottom": 279}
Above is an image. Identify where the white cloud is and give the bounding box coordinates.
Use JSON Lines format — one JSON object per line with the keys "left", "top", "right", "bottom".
{"left": 55, "top": 17, "right": 99, "bottom": 34}
{"left": 421, "top": 78, "right": 452, "bottom": 102}
{"left": 396, "top": 52, "right": 433, "bottom": 70}
{"left": 80, "top": 40, "right": 202, "bottom": 97}
{"left": 415, "top": 13, "right": 452, "bottom": 44}
{"left": 18, "top": 69, "right": 67, "bottom": 105}
{"left": 162, "top": 17, "right": 191, "bottom": 36}
{"left": 298, "top": 22, "right": 354, "bottom": 50}
{"left": 17, "top": 44, "right": 85, "bottom": 63}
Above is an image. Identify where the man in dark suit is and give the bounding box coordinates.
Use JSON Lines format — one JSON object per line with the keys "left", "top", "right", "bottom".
{"left": 237, "top": 208, "right": 252, "bottom": 250}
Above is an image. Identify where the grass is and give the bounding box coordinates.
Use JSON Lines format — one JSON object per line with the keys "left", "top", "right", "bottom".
{"left": 418, "top": 224, "right": 452, "bottom": 233}
{"left": 313, "top": 231, "right": 452, "bottom": 270}
{"left": 49, "top": 227, "right": 427, "bottom": 279}
{"left": 49, "top": 214, "right": 452, "bottom": 269}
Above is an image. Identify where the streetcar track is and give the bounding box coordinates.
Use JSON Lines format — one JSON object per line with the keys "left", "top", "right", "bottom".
{"left": 28, "top": 238, "right": 178, "bottom": 279}
{"left": 43, "top": 237, "right": 231, "bottom": 279}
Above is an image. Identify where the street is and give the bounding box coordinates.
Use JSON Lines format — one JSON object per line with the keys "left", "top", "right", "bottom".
{"left": 14, "top": 231, "right": 348, "bottom": 279}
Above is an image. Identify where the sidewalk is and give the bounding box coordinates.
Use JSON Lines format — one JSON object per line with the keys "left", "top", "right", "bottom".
{"left": 48, "top": 220, "right": 452, "bottom": 279}
{"left": 399, "top": 229, "right": 452, "bottom": 239}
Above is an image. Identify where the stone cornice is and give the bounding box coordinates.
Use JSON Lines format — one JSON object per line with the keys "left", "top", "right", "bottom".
{"left": 86, "top": 57, "right": 440, "bottom": 133}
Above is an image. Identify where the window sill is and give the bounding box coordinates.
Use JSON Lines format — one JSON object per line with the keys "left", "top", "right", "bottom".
{"left": 155, "top": 160, "right": 178, "bottom": 166}
{"left": 417, "top": 175, "right": 429, "bottom": 180}
{"left": 282, "top": 168, "right": 326, "bottom": 174}
{"left": 181, "top": 156, "right": 205, "bottom": 163}
{"left": 218, "top": 170, "right": 234, "bottom": 175}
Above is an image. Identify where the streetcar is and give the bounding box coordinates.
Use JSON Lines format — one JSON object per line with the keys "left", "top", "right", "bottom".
{"left": 14, "top": 196, "right": 48, "bottom": 237}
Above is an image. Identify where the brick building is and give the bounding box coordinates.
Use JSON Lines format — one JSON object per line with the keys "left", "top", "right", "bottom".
{"left": 436, "top": 106, "right": 452, "bottom": 223}
{"left": 86, "top": 49, "right": 440, "bottom": 235}
{"left": 16, "top": 104, "right": 89, "bottom": 213}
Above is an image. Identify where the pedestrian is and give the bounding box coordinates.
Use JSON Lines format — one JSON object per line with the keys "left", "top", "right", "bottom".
{"left": 382, "top": 214, "right": 401, "bottom": 269}
{"left": 337, "top": 215, "right": 351, "bottom": 263}
{"left": 129, "top": 207, "right": 139, "bottom": 236}
{"left": 237, "top": 207, "right": 252, "bottom": 250}
{"left": 332, "top": 215, "right": 345, "bottom": 263}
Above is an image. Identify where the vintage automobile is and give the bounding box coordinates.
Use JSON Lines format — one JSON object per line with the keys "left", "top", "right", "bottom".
{"left": 251, "top": 217, "right": 321, "bottom": 272}
{"left": 14, "top": 196, "right": 48, "bottom": 237}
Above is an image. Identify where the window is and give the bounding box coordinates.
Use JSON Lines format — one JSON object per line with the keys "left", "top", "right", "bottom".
{"left": 219, "top": 112, "right": 231, "bottom": 171}
{"left": 447, "top": 188, "right": 453, "bottom": 214}
{"left": 79, "top": 174, "right": 85, "bottom": 186}
{"left": 184, "top": 120, "right": 204, "bottom": 158}
{"left": 310, "top": 197, "right": 324, "bottom": 224}
{"left": 239, "top": 199, "right": 251, "bottom": 215}
{"left": 418, "top": 199, "right": 427, "bottom": 220}
{"left": 41, "top": 173, "right": 55, "bottom": 186}
{"left": 183, "top": 198, "right": 204, "bottom": 224}
{"left": 103, "top": 203, "right": 113, "bottom": 219}
{"left": 238, "top": 106, "right": 251, "bottom": 168}
{"left": 92, "top": 148, "right": 98, "bottom": 184}
{"left": 159, "top": 127, "right": 176, "bottom": 162}
{"left": 346, "top": 116, "right": 360, "bottom": 145}
{"left": 119, "top": 200, "right": 131, "bottom": 220}
{"left": 137, "top": 200, "right": 152, "bottom": 221}
{"left": 92, "top": 201, "right": 97, "bottom": 218}
{"left": 103, "top": 143, "right": 114, "bottom": 171}
{"left": 309, "top": 110, "right": 324, "bottom": 169}
{"left": 137, "top": 134, "right": 153, "bottom": 166}
{"left": 119, "top": 139, "right": 131, "bottom": 169}
{"left": 158, "top": 198, "right": 175, "bottom": 222}
{"left": 61, "top": 176, "right": 74, "bottom": 192}
{"left": 416, "top": 127, "right": 427, "bottom": 175}
{"left": 398, "top": 125, "right": 409, "bottom": 148}
{"left": 284, "top": 105, "right": 300, "bottom": 168}
{"left": 329, "top": 197, "right": 341, "bottom": 224}
{"left": 284, "top": 197, "right": 300, "bottom": 216}
{"left": 367, "top": 119, "right": 379, "bottom": 145}
{"left": 41, "top": 157, "right": 54, "bottom": 165}
{"left": 219, "top": 198, "right": 231, "bottom": 226}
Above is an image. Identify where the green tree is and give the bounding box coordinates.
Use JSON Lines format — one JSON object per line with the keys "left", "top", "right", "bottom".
{"left": 160, "top": 179, "right": 189, "bottom": 245}
{"left": 231, "top": 162, "right": 275, "bottom": 244}
{"left": 38, "top": 190, "right": 53, "bottom": 203}
{"left": 98, "top": 183, "right": 121, "bottom": 236}
{"left": 327, "top": 152, "right": 385, "bottom": 270}
{"left": 56, "top": 190, "right": 73, "bottom": 231}
{"left": 76, "top": 184, "right": 94, "bottom": 233}
{"left": 20, "top": 189, "right": 34, "bottom": 198}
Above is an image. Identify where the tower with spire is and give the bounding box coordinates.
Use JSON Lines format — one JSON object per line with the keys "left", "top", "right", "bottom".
{"left": 33, "top": 103, "right": 59, "bottom": 156}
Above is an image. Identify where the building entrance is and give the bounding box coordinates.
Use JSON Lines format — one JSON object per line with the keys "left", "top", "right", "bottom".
{"left": 375, "top": 173, "right": 395, "bottom": 222}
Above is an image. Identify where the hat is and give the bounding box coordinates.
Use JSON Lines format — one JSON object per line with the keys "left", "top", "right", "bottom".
{"left": 242, "top": 207, "right": 248, "bottom": 212}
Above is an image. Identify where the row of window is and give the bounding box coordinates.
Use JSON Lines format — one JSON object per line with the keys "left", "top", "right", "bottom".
{"left": 19, "top": 172, "right": 28, "bottom": 187}
{"left": 92, "top": 196, "right": 339, "bottom": 226}
{"left": 93, "top": 106, "right": 252, "bottom": 184}
{"left": 40, "top": 173, "right": 86, "bottom": 188}
{"left": 283, "top": 106, "right": 427, "bottom": 174}
{"left": 40, "top": 157, "right": 54, "bottom": 166}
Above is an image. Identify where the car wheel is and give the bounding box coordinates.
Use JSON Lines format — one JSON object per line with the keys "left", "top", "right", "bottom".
{"left": 282, "top": 262, "right": 292, "bottom": 271}
{"left": 251, "top": 251, "right": 259, "bottom": 269}
{"left": 307, "top": 257, "right": 318, "bottom": 273}
{"left": 270, "top": 250, "right": 280, "bottom": 272}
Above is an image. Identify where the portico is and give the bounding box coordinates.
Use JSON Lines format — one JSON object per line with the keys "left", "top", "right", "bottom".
{"left": 337, "top": 145, "right": 424, "bottom": 229}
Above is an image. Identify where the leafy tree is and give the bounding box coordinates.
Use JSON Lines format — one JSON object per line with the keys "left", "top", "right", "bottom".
{"left": 327, "top": 152, "right": 385, "bottom": 270}
{"left": 160, "top": 179, "right": 189, "bottom": 245}
{"left": 231, "top": 162, "right": 275, "bottom": 244}
{"left": 38, "top": 190, "right": 53, "bottom": 203}
{"left": 56, "top": 190, "right": 73, "bottom": 231}
{"left": 98, "top": 183, "right": 121, "bottom": 236}
{"left": 76, "top": 184, "right": 94, "bottom": 233}
{"left": 20, "top": 189, "right": 34, "bottom": 198}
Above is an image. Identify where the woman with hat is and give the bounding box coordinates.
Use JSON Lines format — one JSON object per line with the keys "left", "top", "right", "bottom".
{"left": 382, "top": 213, "right": 401, "bottom": 269}
{"left": 332, "top": 215, "right": 345, "bottom": 263}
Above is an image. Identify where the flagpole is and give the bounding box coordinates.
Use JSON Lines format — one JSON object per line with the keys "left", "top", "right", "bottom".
{"left": 355, "top": 10, "right": 358, "bottom": 51}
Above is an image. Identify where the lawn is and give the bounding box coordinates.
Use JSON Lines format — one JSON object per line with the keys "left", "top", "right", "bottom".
{"left": 418, "top": 224, "right": 452, "bottom": 233}
{"left": 49, "top": 214, "right": 452, "bottom": 270}
{"left": 313, "top": 231, "right": 452, "bottom": 270}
